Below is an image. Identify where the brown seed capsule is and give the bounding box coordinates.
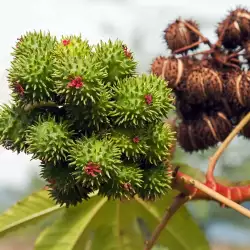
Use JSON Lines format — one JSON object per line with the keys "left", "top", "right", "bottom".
{"left": 216, "top": 8, "right": 250, "bottom": 49}
{"left": 216, "top": 17, "right": 242, "bottom": 49}
{"left": 224, "top": 71, "right": 250, "bottom": 108}
{"left": 177, "top": 112, "right": 233, "bottom": 152}
{"left": 151, "top": 56, "right": 185, "bottom": 89}
{"left": 175, "top": 95, "right": 204, "bottom": 121}
{"left": 230, "top": 8, "right": 250, "bottom": 40}
{"left": 164, "top": 19, "right": 200, "bottom": 53}
{"left": 184, "top": 67, "right": 223, "bottom": 104}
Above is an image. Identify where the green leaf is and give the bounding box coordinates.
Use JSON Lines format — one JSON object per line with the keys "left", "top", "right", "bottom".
{"left": 0, "top": 187, "right": 209, "bottom": 250}
{"left": 35, "top": 197, "right": 145, "bottom": 250}
{"left": 35, "top": 195, "right": 108, "bottom": 250}
{"left": 90, "top": 200, "right": 144, "bottom": 250}
{"left": 134, "top": 191, "right": 210, "bottom": 250}
{"left": 0, "top": 189, "right": 64, "bottom": 237}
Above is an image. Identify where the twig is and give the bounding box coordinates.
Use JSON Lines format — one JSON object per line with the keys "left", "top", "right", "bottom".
{"left": 228, "top": 48, "right": 244, "bottom": 59}
{"left": 144, "top": 193, "right": 189, "bottom": 250}
{"left": 182, "top": 20, "right": 211, "bottom": 47}
{"left": 206, "top": 112, "right": 250, "bottom": 182}
{"left": 173, "top": 40, "right": 206, "bottom": 54}
{"left": 214, "top": 17, "right": 230, "bottom": 48}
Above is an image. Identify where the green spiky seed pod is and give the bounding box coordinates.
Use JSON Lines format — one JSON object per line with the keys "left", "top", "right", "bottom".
{"left": 111, "top": 127, "right": 149, "bottom": 160}
{"left": 65, "top": 85, "right": 113, "bottom": 131}
{"left": 8, "top": 31, "right": 57, "bottom": 104}
{"left": 55, "top": 35, "right": 92, "bottom": 58}
{"left": 13, "top": 31, "right": 56, "bottom": 57}
{"left": 41, "top": 162, "right": 92, "bottom": 207}
{"left": 137, "top": 164, "right": 172, "bottom": 201}
{"left": 94, "top": 39, "right": 137, "bottom": 83}
{"left": 145, "top": 122, "right": 176, "bottom": 164}
{"left": 3, "top": 34, "right": 176, "bottom": 207}
{"left": 110, "top": 74, "right": 174, "bottom": 127}
{"left": 98, "top": 164, "right": 143, "bottom": 199}
{"left": 52, "top": 35, "right": 107, "bottom": 105}
{"left": 0, "top": 104, "right": 33, "bottom": 153}
{"left": 40, "top": 162, "right": 76, "bottom": 190}
{"left": 26, "top": 116, "right": 74, "bottom": 164}
{"left": 48, "top": 184, "right": 91, "bottom": 207}
{"left": 68, "top": 136, "right": 122, "bottom": 188}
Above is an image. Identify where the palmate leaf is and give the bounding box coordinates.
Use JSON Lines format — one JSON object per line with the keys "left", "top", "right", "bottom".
{"left": 34, "top": 197, "right": 145, "bottom": 250}
{"left": 0, "top": 189, "right": 64, "bottom": 237}
{"left": 0, "top": 185, "right": 209, "bottom": 249}
{"left": 34, "top": 192, "right": 209, "bottom": 250}
{"left": 87, "top": 200, "right": 145, "bottom": 250}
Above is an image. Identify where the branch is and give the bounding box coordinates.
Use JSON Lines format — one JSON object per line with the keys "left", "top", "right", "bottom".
{"left": 206, "top": 112, "right": 250, "bottom": 183}
{"left": 174, "top": 169, "right": 250, "bottom": 218}
{"left": 144, "top": 193, "right": 189, "bottom": 250}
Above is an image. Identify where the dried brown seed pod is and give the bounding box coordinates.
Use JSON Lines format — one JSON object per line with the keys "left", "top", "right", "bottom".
{"left": 177, "top": 112, "right": 233, "bottom": 152}
{"left": 151, "top": 56, "right": 199, "bottom": 90}
{"left": 224, "top": 71, "right": 250, "bottom": 108}
{"left": 175, "top": 98, "right": 240, "bottom": 122}
{"left": 230, "top": 8, "right": 250, "bottom": 40}
{"left": 175, "top": 96, "right": 203, "bottom": 121}
{"left": 151, "top": 56, "right": 185, "bottom": 89}
{"left": 216, "top": 8, "right": 250, "bottom": 49}
{"left": 184, "top": 66, "right": 223, "bottom": 104}
{"left": 164, "top": 19, "right": 200, "bottom": 53}
{"left": 216, "top": 98, "right": 245, "bottom": 123}
{"left": 216, "top": 18, "right": 242, "bottom": 49}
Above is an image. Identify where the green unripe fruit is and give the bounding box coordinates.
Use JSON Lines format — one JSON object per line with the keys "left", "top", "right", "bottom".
{"left": 41, "top": 162, "right": 92, "bottom": 207}
{"left": 55, "top": 35, "right": 92, "bottom": 58}
{"left": 8, "top": 31, "right": 57, "bottom": 104}
{"left": 65, "top": 85, "right": 113, "bottom": 131}
{"left": 94, "top": 39, "right": 137, "bottom": 83}
{"left": 111, "top": 127, "right": 149, "bottom": 160}
{"left": 98, "top": 164, "right": 143, "bottom": 199}
{"left": 2, "top": 33, "right": 176, "bottom": 207}
{"left": 40, "top": 162, "right": 76, "bottom": 191}
{"left": 0, "top": 104, "right": 32, "bottom": 153}
{"left": 145, "top": 122, "right": 176, "bottom": 164}
{"left": 26, "top": 116, "right": 74, "bottom": 164}
{"left": 137, "top": 164, "right": 172, "bottom": 201}
{"left": 48, "top": 184, "right": 91, "bottom": 207}
{"left": 68, "top": 136, "right": 122, "bottom": 188}
{"left": 52, "top": 35, "right": 107, "bottom": 105}
{"left": 13, "top": 31, "right": 56, "bottom": 57}
{"left": 110, "top": 74, "right": 174, "bottom": 126}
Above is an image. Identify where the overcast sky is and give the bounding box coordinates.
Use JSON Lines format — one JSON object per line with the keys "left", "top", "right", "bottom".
{"left": 0, "top": 0, "right": 249, "bottom": 189}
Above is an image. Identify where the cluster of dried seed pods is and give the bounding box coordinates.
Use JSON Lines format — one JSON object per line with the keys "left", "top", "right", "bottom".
{"left": 177, "top": 112, "right": 233, "bottom": 152}
{"left": 151, "top": 7, "right": 250, "bottom": 152}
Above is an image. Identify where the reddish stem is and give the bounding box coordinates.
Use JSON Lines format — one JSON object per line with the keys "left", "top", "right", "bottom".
{"left": 174, "top": 170, "right": 250, "bottom": 204}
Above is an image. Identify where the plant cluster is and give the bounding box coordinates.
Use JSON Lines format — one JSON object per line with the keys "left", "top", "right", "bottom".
{"left": 0, "top": 32, "right": 175, "bottom": 207}
{"left": 151, "top": 7, "right": 250, "bottom": 153}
